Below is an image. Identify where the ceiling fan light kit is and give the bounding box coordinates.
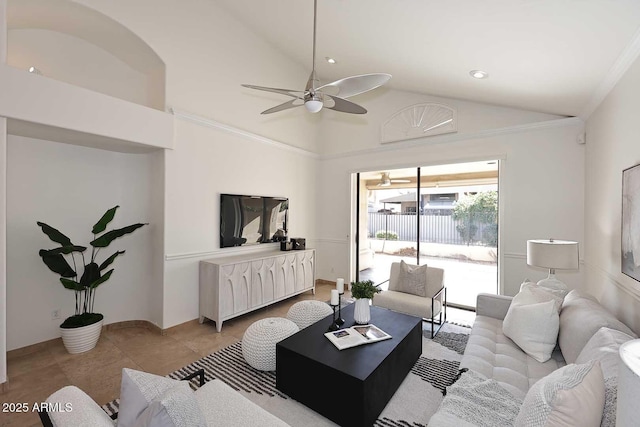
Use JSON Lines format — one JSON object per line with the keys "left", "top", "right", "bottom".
{"left": 242, "top": 0, "right": 391, "bottom": 115}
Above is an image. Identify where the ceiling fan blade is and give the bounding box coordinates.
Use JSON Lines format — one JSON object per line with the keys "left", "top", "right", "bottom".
{"left": 242, "top": 84, "right": 305, "bottom": 100}
{"left": 261, "top": 99, "right": 303, "bottom": 115}
{"left": 318, "top": 73, "right": 391, "bottom": 98}
{"left": 325, "top": 95, "right": 367, "bottom": 114}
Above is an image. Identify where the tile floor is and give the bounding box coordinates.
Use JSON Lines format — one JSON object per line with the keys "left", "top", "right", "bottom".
{"left": 1, "top": 282, "right": 475, "bottom": 427}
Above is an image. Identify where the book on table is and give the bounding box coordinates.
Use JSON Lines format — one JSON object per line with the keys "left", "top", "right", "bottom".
{"left": 324, "top": 324, "right": 392, "bottom": 350}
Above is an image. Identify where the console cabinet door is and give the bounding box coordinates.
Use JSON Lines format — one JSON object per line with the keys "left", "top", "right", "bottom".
{"left": 219, "top": 262, "right": 250, "bottom": 317}
{"left": 295, "top": 251, "right": 314, "bottom": 292}
{"left": 276, "top": 254, "right": 297, "bottom": 297}
{"left": 251, "top": 257, "right": 277, "bottom": 308}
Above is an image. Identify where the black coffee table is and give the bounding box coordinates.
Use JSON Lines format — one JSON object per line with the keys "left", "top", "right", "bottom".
{"left": 276, "top": 303, "right": 422, "bottom": 427}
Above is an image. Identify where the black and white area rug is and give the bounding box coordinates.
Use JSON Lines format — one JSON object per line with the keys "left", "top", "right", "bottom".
{"left": 103, "top": 323, "right": 470, "bottom": 426}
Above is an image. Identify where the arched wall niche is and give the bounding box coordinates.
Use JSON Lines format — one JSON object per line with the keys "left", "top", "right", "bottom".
{"left": 7, "top": 0, "right": 166, "bottom": 110}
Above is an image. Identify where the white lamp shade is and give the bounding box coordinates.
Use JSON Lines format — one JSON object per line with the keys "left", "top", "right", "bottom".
{"left": 617, "top": 339, "right": 640, "bottom": 426}
{"left": 527, "top": 239, "right": 579, "bottom": 270}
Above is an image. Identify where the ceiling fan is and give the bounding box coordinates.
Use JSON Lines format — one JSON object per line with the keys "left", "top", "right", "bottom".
{"left": 241, "top": 0, "right": 391, "bottom": 115}
{"left": 378, "top": 172, "right": 411, "bottom": 187}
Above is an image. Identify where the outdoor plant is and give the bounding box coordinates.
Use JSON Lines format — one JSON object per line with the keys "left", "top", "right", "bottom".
{"left": 375, "top": 230, "right": 398, "bottom": 240}
{"left": 452, "top": 191, "right": 498, "bottom": 246}
{"left": 350, "top": 280, "right": 381, "bottom": 300}
{"left": 37, "top": 206, "right": 147, "bottom": 328}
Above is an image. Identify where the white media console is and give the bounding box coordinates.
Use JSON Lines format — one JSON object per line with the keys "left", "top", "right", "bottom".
{"left": 199, "top": 249, "right": 316, "bottom": 331}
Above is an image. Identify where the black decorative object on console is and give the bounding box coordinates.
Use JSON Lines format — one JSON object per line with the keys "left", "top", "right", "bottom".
{"left": 291, "top": 237, "right": 306, "bottom": 250}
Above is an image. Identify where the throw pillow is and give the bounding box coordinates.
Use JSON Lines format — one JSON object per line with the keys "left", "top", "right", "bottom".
{"left": 429, "top": 370, "right": 523, "bottom": 427}
{"left": 515, "top": 361, "right": 605, "bottom": 427}
{"left": 393, "top": 260, "right": 428, "bottom": 297}
{"left": 117, "top": 368, "right": 182, "bottom": 427}
{"left": 559, "top": 290, "right": 636, "bottom": 364}
{"left": 133, "top": 382, "right": 207, "bottom": 427}
{"left": 575, "top": 327, "right": 634, "bottom": 427}
{"left": 503, "top": 284, "right": 563, "bottom": 363}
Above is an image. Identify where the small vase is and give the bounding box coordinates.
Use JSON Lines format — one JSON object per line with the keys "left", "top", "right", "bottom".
{"left": 354, "top": 298, "right": 371, "bottom": 324}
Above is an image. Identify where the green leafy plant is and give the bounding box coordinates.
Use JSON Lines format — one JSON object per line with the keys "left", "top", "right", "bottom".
{"left": 350, "top": 280, "right": 381, "bottom": 300}
{"left": 375, "top": 230, "right": 398, "bottom": 240}
{"left": 37, "top": 206, "right": 147, "bottom": 328}
{"left": 452, "top": 191, "right": 498, "bottom": 246}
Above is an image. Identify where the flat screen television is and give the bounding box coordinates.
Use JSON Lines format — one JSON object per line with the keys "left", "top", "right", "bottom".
{"left": 220, "top": 193, "right": 288, "bottom": 248}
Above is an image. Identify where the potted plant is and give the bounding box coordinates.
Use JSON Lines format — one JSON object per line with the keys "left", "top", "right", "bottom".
{"left": 350, "top": 280, "right": 380, "bottom": 324}
{"left": 37, "top": 206, "right": 146, "bottom": 354}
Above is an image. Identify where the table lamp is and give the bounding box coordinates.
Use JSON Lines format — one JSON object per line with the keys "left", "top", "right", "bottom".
{"left": 617, "top": 339, "right": 640, "bottom": 426}
{"left": 526, "top": 239, "right": 579, "bottom": 289}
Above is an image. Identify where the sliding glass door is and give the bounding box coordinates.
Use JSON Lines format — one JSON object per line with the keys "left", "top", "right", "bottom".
{"left": 356, "top": 161, "right": 499, "bottom": 310}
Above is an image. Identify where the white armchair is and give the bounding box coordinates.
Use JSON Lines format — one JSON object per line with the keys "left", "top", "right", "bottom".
{"left": 372, "top": 262, "right": 446, "bottom": 338}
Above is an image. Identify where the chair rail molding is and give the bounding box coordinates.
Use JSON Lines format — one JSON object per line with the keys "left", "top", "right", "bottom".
{"left": 170, "top": 108, "right": 319, "bottom": 159}
{"left": 381, "top": 103, "right": 457, "bottom": 144}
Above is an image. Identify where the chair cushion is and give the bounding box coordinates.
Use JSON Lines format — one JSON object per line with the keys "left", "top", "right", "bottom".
{"left": 515, "top": 361, "right": 605, "bottom": 427}
{"left": 391, "top": 260, "right": 428, "bottom": 297}
{"left": 46, "top": 385, "right": 116, "bottom": 427}
{"left": 373, "top": 289, "right": 441, "bottom": 319}
{"left": 133, "top": 382, "right": 206, "bottom": 427}
{"left": 502, "top": 284, "right": 563, "bottom": 363}
{"left": 559, "top": 290, "right": 636, "bottom": 364}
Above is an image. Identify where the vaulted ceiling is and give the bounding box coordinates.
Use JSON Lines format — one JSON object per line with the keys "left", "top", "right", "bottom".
{"left": 217, "top": 0, "right": 640, "bottom": 118}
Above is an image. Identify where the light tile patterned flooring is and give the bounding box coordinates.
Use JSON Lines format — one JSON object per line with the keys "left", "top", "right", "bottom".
{"left": 1, "top": 282, "right": 475, "bottom": 426}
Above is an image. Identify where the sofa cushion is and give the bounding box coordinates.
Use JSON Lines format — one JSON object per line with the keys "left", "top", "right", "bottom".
{"left": 559, "top": 290, "right": 636, "bottom": 364}
{"left": 133, "top": 382, "right": 206, "bottom": 427}
{"left": 503, "top": 284, "right": 563, "bottom": 363}
{"left": 392, "top": 260, "right": 428, "bottom": 297}
{"left": 460, "top": 315, "right": 565, "bottom": 399}
{"left": 515, "top": 361, "right": 605, "bottom": 427}
{"left": 575, "top": 327, "right": 635, "bottom": 427}
{"left": 117, "top": 368, "right": 181, "bottom": 427}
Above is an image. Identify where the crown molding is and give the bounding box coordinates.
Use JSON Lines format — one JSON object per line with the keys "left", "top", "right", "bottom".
{"left": 170, "top": 108, "right": 319, "bottom": 159}
{"left": 579, "top": 26, "right": 640, "bottom": 120}
{"left": 319, "top": 116, "right": 584, "bottom": 161}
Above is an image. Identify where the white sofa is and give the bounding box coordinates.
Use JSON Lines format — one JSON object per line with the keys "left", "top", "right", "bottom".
{"left": 39, "top": 369, "right": 289, "bottom": 427}
{"left": 430, "top": 289, "right": 637, "bottom": 426}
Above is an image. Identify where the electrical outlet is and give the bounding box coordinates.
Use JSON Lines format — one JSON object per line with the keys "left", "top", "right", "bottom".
{"left": 52, "top": 309, "right": 61, "bottom": 320}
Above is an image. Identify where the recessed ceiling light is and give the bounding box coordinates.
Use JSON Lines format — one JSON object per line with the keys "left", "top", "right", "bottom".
{"left": 28, "top": 66, "right": 42, "bottom": 75}
{"left": 325, "top": 57, "right": 336, "bottom": 64}
{"left": 470, "top": 70, "right": 488, "bottom": 79}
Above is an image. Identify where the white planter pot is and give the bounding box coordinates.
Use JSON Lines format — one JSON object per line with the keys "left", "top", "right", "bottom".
{"left": 354, "top": 298, "right": 371, "bottom": 324}
{"left": 60, "top": 319, "right": 103, "bottom": 354}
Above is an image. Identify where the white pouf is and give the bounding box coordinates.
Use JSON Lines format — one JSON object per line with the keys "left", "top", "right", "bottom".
{"left": 242, "top": 317, "right": 299, "bottom": 371}
{"left": 286, "top": 300, "right": 334, "bottom": 330}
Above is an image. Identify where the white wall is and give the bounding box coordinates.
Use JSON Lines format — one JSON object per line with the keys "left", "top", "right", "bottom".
{"left": 316, "top": 119, "right": 586, "bottom": 297}
{"left": 76, "top": 0, "right": 319, "bottom": 153}
{"left": 584, "top": 54, "right": 640, "bottom": 335}
{"left": 8, "top": 29, "right": 152, "bottom": 108}
{"left": 1, "top": 0, "right": 8, "bottom": 385}
{"left": 318, "top": 88, "right": 563, "bottom": 156}
{"left": 68, "top": 0, "right": 321, "bottom": 329}
{"left": 6, "top": 135, "right": 162, "bottom": 350}
{"left": 162, "top": 118, "right": 318, "bottom": 328}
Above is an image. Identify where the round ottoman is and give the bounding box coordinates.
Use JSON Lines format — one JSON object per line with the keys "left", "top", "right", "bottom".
{"left": 242, "top": 317, "right": 299, "bottom": 371}
{"left": 287, "top": 300, "right": 333, "bottom": 329}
